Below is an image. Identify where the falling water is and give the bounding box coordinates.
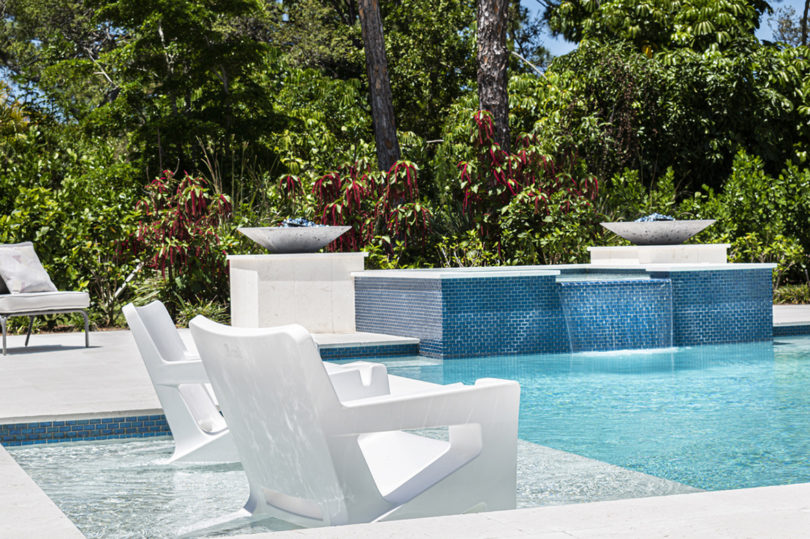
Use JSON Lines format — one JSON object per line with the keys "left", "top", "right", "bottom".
{"left": 556, "top": 275, "right": 674, "bottom": 353}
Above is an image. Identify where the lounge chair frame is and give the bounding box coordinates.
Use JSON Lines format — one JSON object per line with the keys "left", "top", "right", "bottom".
{"left": 0, "top": 308, "right": 89, "bottom": 355}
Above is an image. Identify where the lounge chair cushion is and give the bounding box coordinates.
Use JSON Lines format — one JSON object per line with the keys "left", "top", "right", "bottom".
{"left": 0, "top": 291, "right": 90, "bottom": 314}
{"left": 0, "top": 242, "right": 58, "bottom": 294}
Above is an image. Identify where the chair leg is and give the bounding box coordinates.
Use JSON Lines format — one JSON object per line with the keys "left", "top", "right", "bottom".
{"left": 1, "top": 316, "right": 6, "bottom": 356}
{"left": 24, "top": 315, "right": 34, "bottom": 347}
{"left": 81, "top": 310, "right": 89, "bottom": 348}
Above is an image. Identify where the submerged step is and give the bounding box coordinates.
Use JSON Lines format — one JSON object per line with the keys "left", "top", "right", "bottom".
{"left": 314, "top": 332, "right": 419, "bottom": 360}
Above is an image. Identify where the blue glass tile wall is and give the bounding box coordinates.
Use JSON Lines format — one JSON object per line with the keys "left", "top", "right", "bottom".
{"left": 440, "top": 276, "right": 567, "bottom": 358}
{"left": 355, "top": 267, "right": 774, "bottom": 358}
{"left": 773, "top": 325, "right": 810, "bottom": 337}
{"left": 668, "top": 269, "right": 773, "bottom": 345}
{"left": 0, "top": 415, "right": 170, "bottom": 446}
{"left": 355, "top": 278, "right": 444, "bottom": 357}
{"left": 558, "top": 279, "right": 672, "bottom": 352}
{"left": 355, "top": 274, "right": 567, "bottom": 358}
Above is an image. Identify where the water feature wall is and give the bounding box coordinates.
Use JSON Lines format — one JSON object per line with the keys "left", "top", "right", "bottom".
{"left": 558, "top": 279, "right": 672, "bottom": 353}
{"left": 354, "top": 265, "right": 774, "bottom": 359}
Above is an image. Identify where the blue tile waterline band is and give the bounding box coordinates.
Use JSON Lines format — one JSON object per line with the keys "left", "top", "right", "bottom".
{"left": 0, "top": 414, "right": 171, "bottom": 446}
{"left": 773, "top": 325, "right": 810, "bottom": 337}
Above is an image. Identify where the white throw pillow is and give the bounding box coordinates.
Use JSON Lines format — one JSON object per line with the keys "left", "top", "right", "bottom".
{"left": 0, "top": 242, "right": 58, "bottom": 294}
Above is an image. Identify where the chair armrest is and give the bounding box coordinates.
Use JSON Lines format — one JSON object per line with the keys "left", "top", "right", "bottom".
{"left": 335, "top": 378, "right": 520, "bottom": 435}
{"left": 325, "top": 362, "right": 391, "bottom": 402}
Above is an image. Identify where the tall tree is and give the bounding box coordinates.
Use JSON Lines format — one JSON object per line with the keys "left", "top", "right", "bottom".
{"left": 357, "top": 0, "right": 400, "bottom": 172}
{"left": 477, "top": 0, "right": 510, "bottom": 152}
{"left": 544, "top": 0, "right": 770, "bottom": 53}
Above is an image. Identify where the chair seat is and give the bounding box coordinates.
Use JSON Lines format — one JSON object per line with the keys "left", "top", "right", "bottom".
{"left": 0, "top": 291, "right": 90, "bottom": 314}
{"left": 359, "top": 430, "right": 451, "bottom": 501}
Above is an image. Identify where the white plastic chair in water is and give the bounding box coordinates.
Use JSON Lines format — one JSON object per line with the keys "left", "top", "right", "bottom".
{"left": 189, "top": 316, "right": 520, "bottom": 528}
{"left": 123, "top": 301, "right": 238, "bottom": 463}
{"left": 123, "top": 300, "right": 393, "bottom": 464}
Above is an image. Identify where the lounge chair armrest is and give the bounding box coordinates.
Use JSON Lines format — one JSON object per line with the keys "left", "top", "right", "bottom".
{"left": 325, "top": 362, "right": 391, "bottom": 401}
{"left": 336, "top": 378, "right": 520, "bottom": 435}
{"left": 153, "top": 359, "right": 211, "bottom": 386}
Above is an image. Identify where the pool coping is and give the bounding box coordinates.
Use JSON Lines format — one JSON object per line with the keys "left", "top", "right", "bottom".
{"left": 354, "top": 267, "right": 561, "bottom": 279}
{"left": 352, "top": 262, "right": 778, "bottom": 280}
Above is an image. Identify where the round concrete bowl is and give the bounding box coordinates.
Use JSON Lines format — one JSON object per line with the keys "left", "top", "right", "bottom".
{"left": 600, "top": 220, "right": 716, "bottom": 245}
{"left": 238, "top": 226, "right": 352, "bottom": 253}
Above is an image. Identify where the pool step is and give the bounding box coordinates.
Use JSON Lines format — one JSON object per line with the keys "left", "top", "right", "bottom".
{"left": 772, "top": 305, "right": 810, "bottom": 336}
{"left": 314, "top": 332, "right": 420, "bottom": 360}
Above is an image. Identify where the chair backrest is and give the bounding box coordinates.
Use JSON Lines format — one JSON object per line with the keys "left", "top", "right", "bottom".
{"left": 134, "top": 300, "right": 187, "bottom": 362}
{"left": 123, "top": 301, "right": 224, "bottom": 437}
{"left": 189, "top": 315, "right": 348, "bottom": 524}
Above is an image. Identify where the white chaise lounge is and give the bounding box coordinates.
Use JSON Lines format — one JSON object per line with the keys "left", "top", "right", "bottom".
{"left": 0, "top": 242, "right": 90, "bottom": 355}
{"left": 190, "top": 316, "right": 520, "bottom": 528}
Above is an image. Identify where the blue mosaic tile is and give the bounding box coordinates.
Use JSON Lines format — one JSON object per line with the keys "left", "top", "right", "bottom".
{"left": 440, "top": 275, "right": 568, "bottom": 358}
{"left": 559, "top": 279, "right": 672, "bottom": 352}
{"left": 318, "top": 343, "right": 419, "bottom": 360}
{"left": 0, "top": 415, "right": 171, "bottom": 447}
{"left": 356, "top": 274, "right": 568, "bottom": 358}
{"left": 669, "top": 269, "right": 773, "bottom": 345}
{"left": 355, "top": 277, "right": 445, "bottom": 356}
{"left": 355, "top": 267, "right": 775, "bottom": 358}
{"left": 773, "top": 325, "right": 810, "bottom": 337}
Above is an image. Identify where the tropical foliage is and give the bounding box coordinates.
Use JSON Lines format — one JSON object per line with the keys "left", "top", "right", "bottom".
{"left": 1, "top": 0, "right": 809, "bottom": 330}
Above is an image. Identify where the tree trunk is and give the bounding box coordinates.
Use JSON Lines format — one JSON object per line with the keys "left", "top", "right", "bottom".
{"left": 477, "top": 0, "right": 510, "bottom": 152}
{"left": 357, "top": 0, "right": 401, "bottom": 172}
{"left": 802, "top": 0, "right": 809, "bottom": 46}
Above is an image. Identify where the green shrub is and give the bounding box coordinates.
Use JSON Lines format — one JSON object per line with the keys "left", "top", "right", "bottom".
{"left": 728, "top": 232, "right": 807, "bottom": 287}
{"left": 773, "top": 284, "right": 810, "bottom": 305}
{"left": 436, "top": 230, "right": 502, "bottom": 267}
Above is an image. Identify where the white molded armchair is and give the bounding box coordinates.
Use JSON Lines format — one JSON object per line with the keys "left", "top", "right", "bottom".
{"left": 189, "top": 316, "right": 520, "bottom": 528}
{"left": 123, "top": 301, "right": 238, "bottom": 463}
{"left": 123, "top": 301, "right": 393, "bottom": 464}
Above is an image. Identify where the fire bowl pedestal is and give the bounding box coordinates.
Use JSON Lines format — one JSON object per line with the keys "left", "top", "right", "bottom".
{"left": 588, "top": 244, "right": 731, "bottom": 265}
{"left": 228, "top": 252, "right": 367, "bottom": 333}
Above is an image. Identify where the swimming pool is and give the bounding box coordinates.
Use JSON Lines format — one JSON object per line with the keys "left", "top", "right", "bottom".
{"left": 8, "top": 336, "right": 810, "bottom": 536}
{"left": 368, "top": 336, "right": 810, "bottom": 491}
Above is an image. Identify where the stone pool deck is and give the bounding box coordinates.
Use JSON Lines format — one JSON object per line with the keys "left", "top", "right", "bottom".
{"left": 1, "top": 310, "right": 809, "bottom": 537}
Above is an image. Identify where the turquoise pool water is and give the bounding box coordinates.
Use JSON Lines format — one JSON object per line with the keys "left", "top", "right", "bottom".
{"left": 368, "top": 336, "right": 810, "bottom": 491}
{"left": 7, "top": 337, "right": 810, "bottom": 537}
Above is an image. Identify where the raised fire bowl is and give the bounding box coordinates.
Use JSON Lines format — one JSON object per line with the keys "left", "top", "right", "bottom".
{"left": 600, "top": 220, "right": 716, "bottom": 245}
{"left": 238, "top": 226, "right": 352, "bottom": 253}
